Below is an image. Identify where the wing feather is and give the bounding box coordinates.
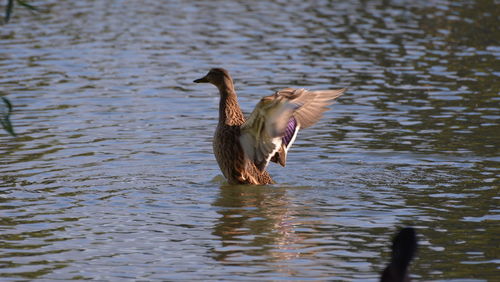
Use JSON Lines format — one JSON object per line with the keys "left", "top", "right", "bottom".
{"left": 240, "top": 87, "right": 346, "bottom": 171}
{"left": 290, "top": 88, "right": 346, "bottom": 129}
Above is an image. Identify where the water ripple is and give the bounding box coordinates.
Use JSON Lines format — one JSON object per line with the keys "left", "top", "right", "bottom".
{"left": 1, "top": 0, "right": 498, "bottom": 280}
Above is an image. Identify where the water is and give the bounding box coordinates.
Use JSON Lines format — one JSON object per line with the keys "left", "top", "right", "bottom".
{"left": 1, "top": 0, "right": 498, "bottom": 280}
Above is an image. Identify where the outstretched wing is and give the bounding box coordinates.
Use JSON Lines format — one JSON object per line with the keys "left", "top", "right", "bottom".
{"left": 240, "top": 87, "right": 346, "bottom": 171}
{"left": 283, "top": 88, "right": 345, "bottom": 128}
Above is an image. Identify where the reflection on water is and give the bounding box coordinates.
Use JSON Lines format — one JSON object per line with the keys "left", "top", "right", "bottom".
{"left": 0, "top": 0, "right": 499, "bottom": 280}
{"left": 212, "top": 186, "right": 300, "bottom": 263}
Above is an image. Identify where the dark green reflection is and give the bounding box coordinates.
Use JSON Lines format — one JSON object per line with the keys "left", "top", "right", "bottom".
{"left": 0, "top": 97, "right": 16, "bottom": 137}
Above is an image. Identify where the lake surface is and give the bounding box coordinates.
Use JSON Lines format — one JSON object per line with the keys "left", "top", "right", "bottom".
{"left": 1, "top": 0, "right": 499, "bottom": 280}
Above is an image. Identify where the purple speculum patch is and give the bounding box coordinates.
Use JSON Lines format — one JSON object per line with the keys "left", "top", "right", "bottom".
{"left": 283, "top": 117, "right": 297, "bottom": 146}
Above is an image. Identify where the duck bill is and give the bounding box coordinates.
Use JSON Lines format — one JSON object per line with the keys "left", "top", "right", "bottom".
{"left": 193, "top": 76, "right": 209, "bottom": 83}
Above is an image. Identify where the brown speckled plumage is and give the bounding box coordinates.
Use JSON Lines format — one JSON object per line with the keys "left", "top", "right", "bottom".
{"left": 195, "top": 68, "right": 273, "bottom": 184}
{"left": 194, "top": 68, "right": 345, "bottom": 185}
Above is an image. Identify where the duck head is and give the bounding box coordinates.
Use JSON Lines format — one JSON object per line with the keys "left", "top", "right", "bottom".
{"left": 381, "top": 227, "right": 418, "bottom": 282}
{"left": 194, "top": 68, "right": 233, "bottom": 89}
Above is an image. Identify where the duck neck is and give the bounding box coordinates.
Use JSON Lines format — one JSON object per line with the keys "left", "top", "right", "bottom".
{"left": 217, "top": 78, "right": 245, "bottom": 126}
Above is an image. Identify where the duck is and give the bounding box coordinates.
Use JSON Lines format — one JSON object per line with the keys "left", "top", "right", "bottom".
{"left": 194, "top": 68, "right": 346, "bottom": 185}
{"left": 381, "top": 227, "right": 418, "bottom": 282}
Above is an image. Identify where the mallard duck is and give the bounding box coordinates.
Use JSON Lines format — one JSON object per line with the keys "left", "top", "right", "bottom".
{"left": 194, "top": 68, "right": 346, "bottom": 185}
{"left": 381, "top": 227, "right": 418, "bottom": 282}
